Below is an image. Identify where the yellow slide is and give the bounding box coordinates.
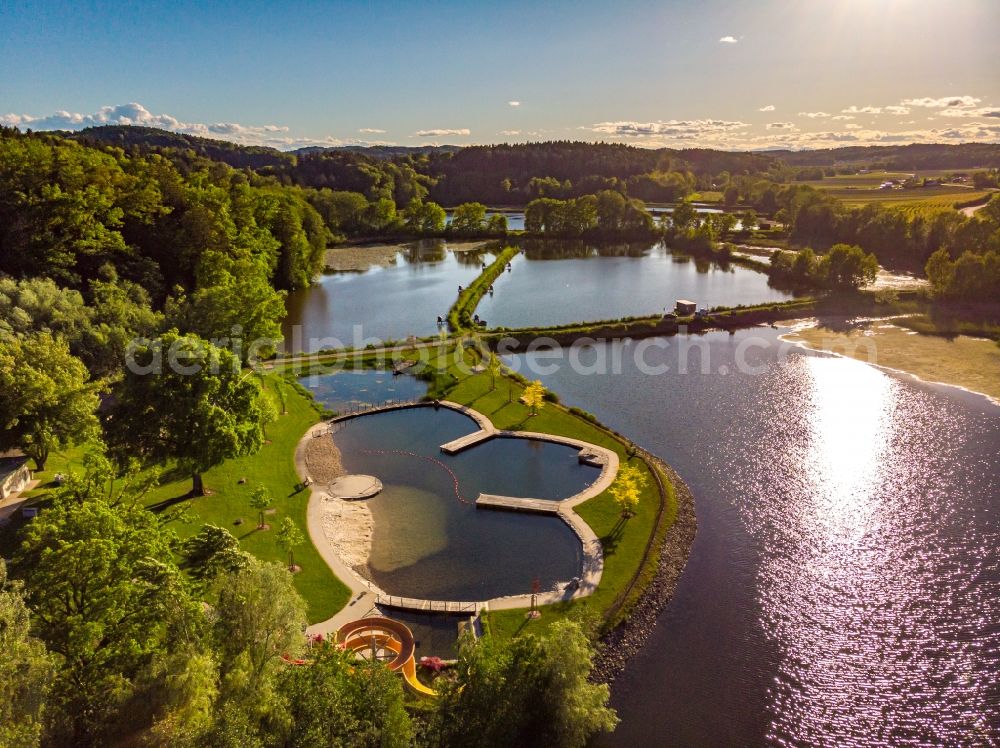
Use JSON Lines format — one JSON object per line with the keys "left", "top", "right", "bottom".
{"left": 338, "top": 620, "right": 437, "bottom": 697}
{"left": 384, "top": 638, "right": 438, "bottom": 697}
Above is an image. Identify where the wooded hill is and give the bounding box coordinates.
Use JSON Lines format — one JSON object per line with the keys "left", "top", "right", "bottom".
{"left": 61, "top": 125, "right": 1000, "bottom": 206}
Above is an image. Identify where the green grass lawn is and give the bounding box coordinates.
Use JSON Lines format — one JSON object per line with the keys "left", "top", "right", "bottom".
{"left": 138, "top": 374, "right": 351, "bottom": 622}
{"left": 689, "top": 191, "right": 723, "bottom": 203}
{"left": 4, "top": 374, "right": 351, "bottom": 624}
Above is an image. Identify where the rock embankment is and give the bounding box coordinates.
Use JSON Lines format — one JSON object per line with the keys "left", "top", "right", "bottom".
{"left": 592, "top": 458, "right": 698, "bottom": 685}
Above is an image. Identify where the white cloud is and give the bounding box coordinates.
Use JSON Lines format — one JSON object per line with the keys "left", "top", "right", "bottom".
{"left": 0, "top": 101, "right": 409, "bottom": 150}
{"left": 883, "top": 105, "right": 911, "bottom": 115}
{"left": 719, "top": 36, "right": 738, "bottom": 43}
{"left": 508, "top": 101, "right": 521, "bottom": 107}
{"left": 938, "top": 106, "right": 1000, "bottom": 119}
{"left": 414, "top": 128, "right": 470, "bottom": 137}
{"left": 591, "top": 119, "right": 749, "bottom": 137}
{"left": 842, "top": 105, "right": 883, "bottom": 115}
{"left": 798, "top": 111, "right": 831, "bottom": 119}
{"left": 758, "top": 105, "right": 775, "bottom": 112}
{"left": 743, "top": 121, "right": 1000, "bottom": 150}
{"left": 6, "top": 100, "right": 999, "bottom": 156}
{"left": 901, "top": 95, "right": 981, "bottom": 109}
{"left": 0, "top": 102, "right": 299, "bottom": 145}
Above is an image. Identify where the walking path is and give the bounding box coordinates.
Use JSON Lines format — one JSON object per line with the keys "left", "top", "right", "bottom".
{"left": 297, "top": 401, "right": 619, "bottom": 635}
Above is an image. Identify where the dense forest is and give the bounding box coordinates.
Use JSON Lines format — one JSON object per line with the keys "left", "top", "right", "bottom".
{"left": 769, "top": 142, "right": 1000, "bottom": 170}
{"left": 67, "top": 126, "right": 1000, "bottom": 206}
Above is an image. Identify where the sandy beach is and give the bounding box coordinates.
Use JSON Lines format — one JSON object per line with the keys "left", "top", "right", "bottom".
{"left": 303, "top": 431, "right": 375, "bottom": 571}
{"left": 780, "top": 318, "right": 1000, "bottom": 406}
{"left": 323, "top": 243, "right": 405, "bottom": 272}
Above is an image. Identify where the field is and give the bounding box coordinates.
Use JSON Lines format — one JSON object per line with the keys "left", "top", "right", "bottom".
{"left": 688, "top": 190, "right": 723, "bottom": 203}
{"left": 800, "top": 170, "right": 995, "bottom": 218}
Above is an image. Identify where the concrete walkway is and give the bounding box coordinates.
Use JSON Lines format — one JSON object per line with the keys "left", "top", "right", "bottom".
{"left": 298, "top": 401, "right": 619, "bottom": 634}
{"left": 0, "top": 480, "right": 39, "bottom": 523}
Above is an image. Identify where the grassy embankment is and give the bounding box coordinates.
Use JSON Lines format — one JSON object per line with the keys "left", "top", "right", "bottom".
{"left": 478, "top": 297, "right": 818, "bottom": 347}
{"left": 4, "top": 374, "right": 351, "bottom": 623}
{"left": 448, "top": 245, "right": 520, "bottom": 331}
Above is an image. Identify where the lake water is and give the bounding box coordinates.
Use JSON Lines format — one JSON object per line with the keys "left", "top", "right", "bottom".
{"left": 281, "top": 240, "right": 495, "bottom": 351}
{"left": 332, "top": 407, "right": 600, "bottom": 601}
{"left": 475, "top": 241, "right": 795, "bottom": 329}
{"left": 300, "top": 369, "right": 428, "bottom": 412}
{"left": 282, "top": 239, "right": 790, "bottom": 347}
{"left": 509, "top": 331, "right": 1000, "bottom": 746}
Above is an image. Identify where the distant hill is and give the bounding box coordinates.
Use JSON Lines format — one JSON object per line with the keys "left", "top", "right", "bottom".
{"left": 65, "top": 125, "right": 294, "bottom": 169}
{"left": 294, "top": 144, "right": 462, "bottom": 159}
{"left": 765, "top": 142, "right": 1000, "bottom": 170}
{"left": 61, "top": 125, "right": 1000, "bottom": 173}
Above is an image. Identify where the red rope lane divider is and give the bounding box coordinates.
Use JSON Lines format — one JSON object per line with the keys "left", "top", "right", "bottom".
{"left": 360, "top": 449, "right": 471, "bottom": 504}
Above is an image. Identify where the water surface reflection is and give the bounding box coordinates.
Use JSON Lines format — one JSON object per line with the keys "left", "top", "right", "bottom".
{"left": 509, "top": 331, "right": 1000, "bottom": 745}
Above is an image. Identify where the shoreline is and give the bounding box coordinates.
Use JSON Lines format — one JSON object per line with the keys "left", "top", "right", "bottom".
{"left": 302, "top": 429, "right": 376, "bottom": 571}
{"left": 780, "top": 318, "right": 1000, "bottom": 408}
{"left": 592, "top": 455, "right": 697, "bottom": 685}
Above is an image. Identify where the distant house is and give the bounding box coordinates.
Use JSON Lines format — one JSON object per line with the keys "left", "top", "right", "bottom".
{"left": 675, "top": 299, "right": 697, "bottom": 316}
{"left": 0, "top": 454, "right": 32, "bottom": 501}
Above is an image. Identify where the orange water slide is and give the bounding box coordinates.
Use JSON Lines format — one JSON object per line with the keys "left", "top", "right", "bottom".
{"left": 337, "top": 616, "right": 437, "bottom": 697}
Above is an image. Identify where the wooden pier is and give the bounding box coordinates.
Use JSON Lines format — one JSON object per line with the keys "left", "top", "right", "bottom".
{"left": 475, "top": 493, "right": 561, "bottom": 514}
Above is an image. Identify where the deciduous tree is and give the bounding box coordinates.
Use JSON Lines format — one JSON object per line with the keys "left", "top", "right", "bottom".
{"left": 14, "top": 496, "right": 194, "bottom": 744}
{"left": 280, "top": 645, "right": 412, "bottom": 748}
{"left": 249, "top": 484, "right": 273, "bottom": 529}
{"left": 108, "top": 331, "right": 271, "bottom": 496}
{"left": 430, "top": 620, "right": 617, "bottom": 748}
{"left": 520, "top": 380, "right": 546, "bottom": 416}
{"left": 450, "top": 202, "right": 487, "bottom": 233}
{"left": 0, "top": 560, "right": 54, "bottom": 748}
{"left": 609, "top": 463, "right": 647, "bottom": 518}
{"left": 0, "top": 332, "right": 100, "bottom": 470}
{"left": 276, "top": 517, "right": 305, "bottom": 570}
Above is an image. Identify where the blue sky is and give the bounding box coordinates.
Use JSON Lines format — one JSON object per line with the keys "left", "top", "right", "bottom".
{"left": 3, "top": 0, "right": 999, "bottom": 150}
